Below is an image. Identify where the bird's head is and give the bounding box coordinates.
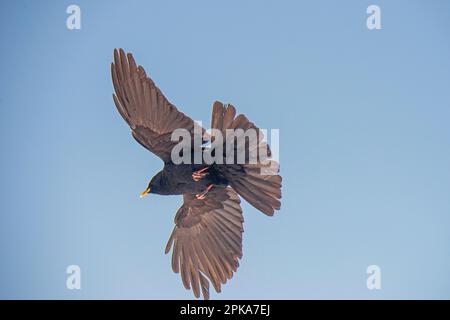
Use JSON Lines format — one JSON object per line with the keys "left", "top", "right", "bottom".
{"left": 140, "top": 171, "right": 163, "bottom": 198}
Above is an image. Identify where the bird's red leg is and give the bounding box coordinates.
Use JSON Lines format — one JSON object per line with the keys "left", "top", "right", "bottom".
{"left": 195, "top": 184, "right": 214, "bottom": 200}
{"left": 192, "top": 166, "right": 209, "bottom": 182}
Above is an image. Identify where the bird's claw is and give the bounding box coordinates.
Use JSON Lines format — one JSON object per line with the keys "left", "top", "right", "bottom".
{"left": 195, "top": 184, "right": 213, "bottom": 200}
{"left": 192, "top": 167, "right": 209, "bottom": 182}
{"left": 195, "top": 194, "right": 206, "bottom": 200}
{"left": 192, "top": 173, "right": 207, "bottom": 182}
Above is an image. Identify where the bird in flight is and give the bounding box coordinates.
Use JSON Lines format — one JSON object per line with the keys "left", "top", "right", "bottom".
{"left": 111, "top": 49, "right": 282, "bottom": 299}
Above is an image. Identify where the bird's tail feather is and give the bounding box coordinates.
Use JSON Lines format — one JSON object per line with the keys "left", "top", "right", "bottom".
{"left": 210, "top": 101, "right": 282, "bottom": 216}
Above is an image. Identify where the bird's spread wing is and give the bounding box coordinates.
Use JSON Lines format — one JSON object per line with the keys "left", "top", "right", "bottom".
{"left": 111, "top": 48, "right": 203, "bottom": 163}
{"left": 165, "top": 187, "right": 244, "bottom": 299}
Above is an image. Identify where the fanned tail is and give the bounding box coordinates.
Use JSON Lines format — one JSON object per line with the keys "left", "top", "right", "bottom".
{"left": 210, "top": 101, "right": 282, "bottom": 216}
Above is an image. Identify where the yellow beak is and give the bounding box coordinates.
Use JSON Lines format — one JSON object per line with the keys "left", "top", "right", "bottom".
{"left": 140, "top": 187, "right": 151, "bottom": 198}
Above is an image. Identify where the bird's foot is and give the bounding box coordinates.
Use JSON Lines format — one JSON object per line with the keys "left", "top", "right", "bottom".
{"left": 195, "top": 184, "right": 214, "bottom": 200}
{"left": 192, "top": 166, "right": 209, "bottom": 182}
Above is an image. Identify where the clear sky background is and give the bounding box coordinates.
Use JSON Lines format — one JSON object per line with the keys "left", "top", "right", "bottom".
{"left": 1, "top": 0, "right": 450, "bottom": 299}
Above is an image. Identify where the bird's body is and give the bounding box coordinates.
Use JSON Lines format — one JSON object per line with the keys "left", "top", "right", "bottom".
{"left": 151, "top": 164, "right": 228, "bottom": 195}
{"left": 111, "top": 48, "right": 282, "bottom": 299}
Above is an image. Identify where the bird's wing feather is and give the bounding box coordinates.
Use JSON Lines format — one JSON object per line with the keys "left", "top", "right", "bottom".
{"left": 165, "top": 187, "right": 244, "bottom": 299}
{"left": 111, "top": 48, "right": 204, "bottom": 163}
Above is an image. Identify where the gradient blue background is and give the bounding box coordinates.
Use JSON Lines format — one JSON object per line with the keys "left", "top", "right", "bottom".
{"left": 1, "top": 0, "right": 449, "bottom": 299}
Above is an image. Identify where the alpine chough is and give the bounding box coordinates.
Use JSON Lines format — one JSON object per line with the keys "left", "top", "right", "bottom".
{"left": 111, "top": 48, "right": 282, "bottom": 299}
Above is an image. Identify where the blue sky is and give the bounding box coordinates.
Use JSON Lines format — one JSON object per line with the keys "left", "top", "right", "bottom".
{"left": 1, "top": 0, "right": 450, "bottom": 299}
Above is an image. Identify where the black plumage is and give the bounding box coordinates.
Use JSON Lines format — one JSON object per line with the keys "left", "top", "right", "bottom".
{"left": 111, "top": 48, "right": 282, "bottom": 299}
{"left": 145, "top": 164, "right": 228, "bottom": 195}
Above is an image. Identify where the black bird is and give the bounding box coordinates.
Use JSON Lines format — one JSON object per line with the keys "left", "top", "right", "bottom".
{"left": 111, "top": 49, "right": 282, "bottom": 299}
